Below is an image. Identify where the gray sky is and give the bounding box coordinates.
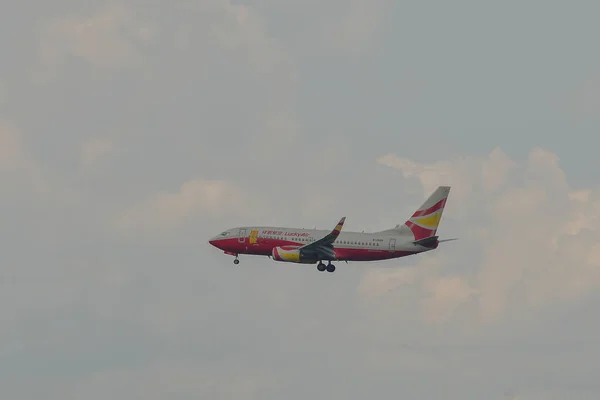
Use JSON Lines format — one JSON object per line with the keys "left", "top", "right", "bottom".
{"left": 2, "top": 0, "right": 600, "bottom": 398}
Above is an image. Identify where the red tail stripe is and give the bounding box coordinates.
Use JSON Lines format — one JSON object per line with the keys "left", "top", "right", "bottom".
{"left": 411, "top": 199, "right": 446, "bottom": 218}
{"left": 405, "top": 221, "right": 435, "bottom": 241}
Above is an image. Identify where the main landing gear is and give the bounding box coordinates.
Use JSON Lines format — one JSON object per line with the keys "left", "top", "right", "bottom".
{"left": 233, "top": 255, "right": 239, "bottom": 265}
{"left": 317, "top": 261, "right": 335, "bottom": 273}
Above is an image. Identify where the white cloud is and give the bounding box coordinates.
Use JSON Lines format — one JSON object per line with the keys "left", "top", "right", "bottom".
{"left": 65, "top": 363, "right": 273, "bottom": 400}
{"left": 421, "top": 275, "right": 478, "bottom": 324}
{"left": 219, "top": 3, "right": 300, "bottom": 155}
{"left": 80, "top": 137, "right": 115, "bottom": 169}
{"left": 0, "top": 122, "right": 52, "bottom": 198}
{"left": 0, "top": 122, "right": 26, "bottom": 171}
{"left": 359, "top": 267, "right": 417, "bottom": 298}
{"left": 0, "top": 124, "right": 89, "bottom": 226}
{"left": 481, "top": 147, "right": 518, "bottom": 191}
{"left": 37, "top": 4, "right": 153, "bottom": 73}
{"left": 0, "top": 80, "right": 5, "bottom": 108}
{"left": 376, "top": 152, "right": 477, "bottom": 211}
{"left": 166, "top": 0, "right": 300, "bottom": 159}
{"left": 237, "top": 0, "right": 391, "bottom": 55}
{"left": 320, "top": 0, "right": 392, "bottom": 54}
{"left": 369, "top": 147, "right": 600, "bottom": 324}
{"left": 563, "top": 75, "right": 600, "bottom": 121}
{"left": 116, "top": 179, "right": 245, "bottom": 234}
{"left": 216, "top": 1, "right": 292, "bottom": 75}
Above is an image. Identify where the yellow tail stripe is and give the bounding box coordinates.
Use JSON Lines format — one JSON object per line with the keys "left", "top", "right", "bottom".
{"left": 411, "top": 213, "right": 441, "bottom": 228}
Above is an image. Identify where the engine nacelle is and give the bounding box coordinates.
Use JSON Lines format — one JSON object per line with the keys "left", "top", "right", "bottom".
{"left": 272, "top": 246, "right": 314, "bottom": 264}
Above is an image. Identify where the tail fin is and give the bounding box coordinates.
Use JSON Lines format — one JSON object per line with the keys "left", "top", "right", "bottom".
{"left": 404, "top": 186, "right": 450, "bottom": 240}
{"left": 376, "top": 186, "right": 451, "bottom": 238}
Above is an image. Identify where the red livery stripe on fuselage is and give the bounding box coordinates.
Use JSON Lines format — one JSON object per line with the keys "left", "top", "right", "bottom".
{"left": 209, "top": 236, "right": 420, "bottom": 262}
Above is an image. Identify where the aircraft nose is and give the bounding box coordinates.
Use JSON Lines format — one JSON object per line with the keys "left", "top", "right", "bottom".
{"left": 209, "top": 232, "right": 230, "bottom": 249}
{"left": 209, "top": 237, "right": 223, "bottom": 249}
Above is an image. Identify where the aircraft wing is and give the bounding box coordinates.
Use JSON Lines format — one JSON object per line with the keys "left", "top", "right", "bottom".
{"left": 299, "top": 217, "right": 345, "bottom": 260}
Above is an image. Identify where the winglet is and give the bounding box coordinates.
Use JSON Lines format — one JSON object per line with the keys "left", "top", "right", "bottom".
{"left": 332, "top": 217, "right": 346, "bottom": 237}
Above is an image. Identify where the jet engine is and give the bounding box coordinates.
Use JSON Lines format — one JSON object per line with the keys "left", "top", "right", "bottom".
{"left": 271, "top": 246, "right": 314, "bottom": 264}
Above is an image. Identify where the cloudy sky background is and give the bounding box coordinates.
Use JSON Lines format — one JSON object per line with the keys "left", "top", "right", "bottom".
{"left": 2, "top": 0, "right": 600, "bottom": 398}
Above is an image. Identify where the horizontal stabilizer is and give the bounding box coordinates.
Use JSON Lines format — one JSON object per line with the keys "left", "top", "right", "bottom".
{"left": 413, "top": 235, "right": 439, "bottom": 247}
{"left": 413, "top": 236, "right": 458, "bottom": 247}
{"left": 438, "top": 238, "right": 458, "bottom": 243}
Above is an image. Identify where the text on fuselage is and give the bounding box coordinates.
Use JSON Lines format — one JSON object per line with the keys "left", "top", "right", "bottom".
{"left": 260, "top": 231, "right": 310, "bottom": 237}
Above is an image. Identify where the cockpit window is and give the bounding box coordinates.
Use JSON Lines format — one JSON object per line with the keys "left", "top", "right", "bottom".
{"left": 219, "top": 231, "right": 230, "bottom": 237}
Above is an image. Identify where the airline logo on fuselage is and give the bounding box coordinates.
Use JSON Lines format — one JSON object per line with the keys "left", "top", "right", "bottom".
{"left": 260, "top": 230, "right": 310, "bottom": 237}
{"left": 249, "top": 230, "right": 259, "bottom": 244}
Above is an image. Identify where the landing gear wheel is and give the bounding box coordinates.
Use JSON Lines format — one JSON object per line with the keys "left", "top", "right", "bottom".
{"left": 326, "top": 263, "right": 335, "bottom": 272}
{"left": 233, "top": 258, "right": 239, "bottom": 265}
{"left": 317, "top": 262, "right": 326, "bottom": 272}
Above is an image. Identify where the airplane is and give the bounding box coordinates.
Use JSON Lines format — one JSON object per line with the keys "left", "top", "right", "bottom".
{"left": 208, "top": 186, "right": 456, "bottom": 272}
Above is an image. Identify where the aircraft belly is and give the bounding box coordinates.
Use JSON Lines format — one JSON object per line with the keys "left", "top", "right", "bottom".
{"left": 336, "top": 247, "right": 421, "bottom": 261}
